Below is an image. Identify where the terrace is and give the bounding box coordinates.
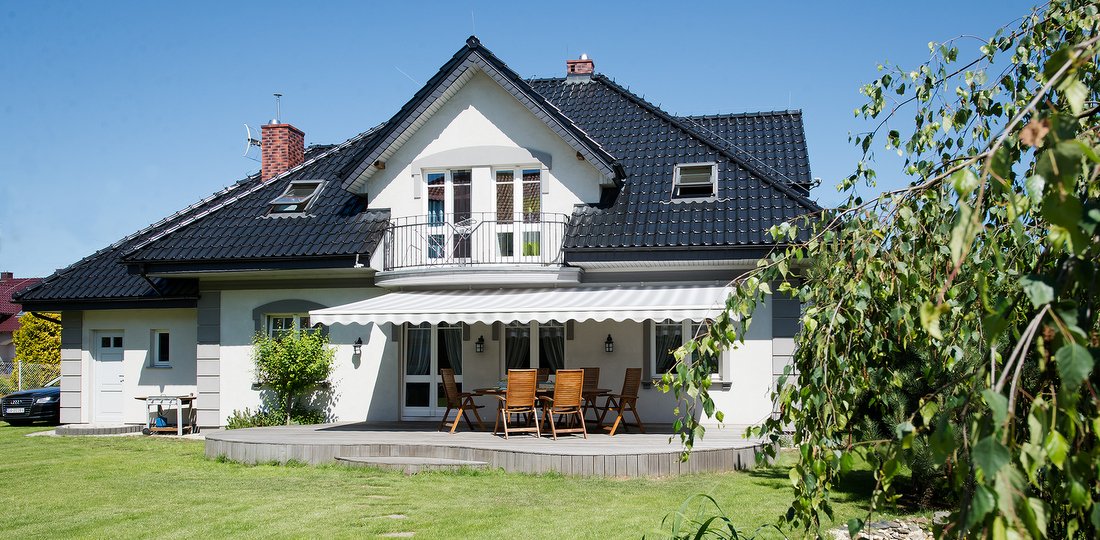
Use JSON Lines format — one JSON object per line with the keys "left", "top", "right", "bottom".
{"left": 204, "top": 421, "right": 765, "bottom": 477}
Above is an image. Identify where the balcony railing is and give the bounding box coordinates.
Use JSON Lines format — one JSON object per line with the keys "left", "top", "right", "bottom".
{"left": 383, "top": 212, "right": 569, "bottom": 271}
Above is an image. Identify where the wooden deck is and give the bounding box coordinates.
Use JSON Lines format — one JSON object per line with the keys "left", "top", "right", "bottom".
{"left": 204, "top": 421, "right": 767, "bottom": 477}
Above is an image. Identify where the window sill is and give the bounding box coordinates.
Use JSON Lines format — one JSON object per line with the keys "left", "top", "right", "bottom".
{"left": 146, "top": 364, "right": 172, "bottom": 369}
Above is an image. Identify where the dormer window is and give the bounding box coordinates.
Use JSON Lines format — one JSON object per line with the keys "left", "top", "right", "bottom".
{"left": 269, "top": 180, "right": 323, "bottom": 214}
{"left": 672, "top": 163, "right": 716, "bottom": 199}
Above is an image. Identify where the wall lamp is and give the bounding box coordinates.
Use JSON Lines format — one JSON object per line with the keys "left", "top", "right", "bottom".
{"left": 475, "top": 335, "right": 485, "bottom": 353}
{"left": 604, "top": 334, "right": 614, "bottom": 353}
{"left": 353, "top": 337, "right": 363, "bottom": 355}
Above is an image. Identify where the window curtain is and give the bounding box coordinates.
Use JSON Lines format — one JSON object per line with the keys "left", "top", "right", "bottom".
{"left": 655, "top": 322, "right": 682, "bottom": 373}
{"left": 539, "top": 324, "right": 565, "bottom": 371}
{"left": 439, "top": 326, "right": 463, "bottom": 375}
{"left": 505, "top": 325, "right": 530, "bottom": 370}
{"left": 406, "top": 323, "right": 431, "bottom": 376}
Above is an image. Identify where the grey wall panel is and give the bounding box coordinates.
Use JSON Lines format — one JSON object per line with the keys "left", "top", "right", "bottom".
{"left": 59, "top": 311, "right": 83, "bottom": 424}
{"left": 195, "top": 292, "right": 221, "bottom": 427}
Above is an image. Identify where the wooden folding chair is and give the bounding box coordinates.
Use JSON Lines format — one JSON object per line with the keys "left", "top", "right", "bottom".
{"left": 580, "top": 367, "right": 603, "bottom": 422}
{"left": 598, "top": 367, "right": 645, "bottom": 435}
{"left": 438, "top": 368, "right": 485, "bottom": 433}
{"left": 539, "top": 369, "right": 587, "bottom": 440}
{"left": 493, "top": 369, "right": 540, "bottom": 439}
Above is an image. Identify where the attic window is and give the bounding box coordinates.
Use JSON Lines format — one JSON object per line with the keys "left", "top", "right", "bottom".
{"left": 672, "top": 164, "right": 717, "bottom": 199}
{"left": 269, "top": 180, "right": 323, "bottom": 214}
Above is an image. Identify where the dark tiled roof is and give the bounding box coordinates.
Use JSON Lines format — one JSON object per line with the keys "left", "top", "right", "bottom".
{"left": 1, "top": 277, "right": 41, "bottom": 331}
{"left": 21, "top": 37, "right": 820, "bottom": 306}
{"left": 122, "top": 129, "right": 391, "bottom": 265}
{"left": 525, "top": 76, "right": 819, "bottom": 254}
{"left": 678, "top": 111, "right": 812, "bottom": 192}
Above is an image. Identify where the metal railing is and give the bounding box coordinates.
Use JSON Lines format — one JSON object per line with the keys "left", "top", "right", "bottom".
{"left": 384, "top": 212, "right": 569, "bottom": 270}
{"left": 0, "top": 359, "right": 60, "bottom": 395}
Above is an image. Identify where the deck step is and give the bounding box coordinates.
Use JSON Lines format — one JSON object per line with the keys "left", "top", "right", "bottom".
{"left": 334, "top": 456, "right": 488, "bottom": 473}
{"left": 55, "top": 424, "right": 142, "bottom": 436}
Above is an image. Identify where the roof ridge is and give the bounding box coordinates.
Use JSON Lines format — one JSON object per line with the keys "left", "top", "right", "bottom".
{"left": 121, "top": 122, "right": 388, "bottom": 261}
{"left": 591, "top": 74, "right": 819, "bottom": 212}
{"left": 679, "top": 110, "right": 803, "bottom": 119}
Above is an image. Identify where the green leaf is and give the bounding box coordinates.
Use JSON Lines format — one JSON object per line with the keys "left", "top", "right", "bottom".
{"left": 1019, "top": 276, "right": 1055, "bottom": 308}
{"left": 950, "top": 199, "right": 977, "bottom": 264}
{"left": 1061, "top": 78, "right": 1087, "bottom": 116}
{"left": 1025, "top": 174, "right": 1046, "bottom": 203}
{"left": 920, "top": 301, "right": 950, "bottom": 340}
{"left": 951, "top": 168, "right": 980, "bottom": 198}
{"left": 982, "top": 389, "right": 1008, "bottom": 426}
{"left": 1043, "top": 431, "right": 1068, "bottom": 468}
{"left": 1055, "top": 343, "right": 1094, "bottom": 388}
{"left": 847, "top": 518, "right": 864, "bottom": 537}
{"left": 969, "top": 484, "right": 996, "bottom": 527}
{"left": 973, "top": 436, "right": 1010, "bottom": 477}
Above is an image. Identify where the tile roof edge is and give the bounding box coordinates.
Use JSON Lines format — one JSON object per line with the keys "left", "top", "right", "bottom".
{"left": 341, "top": 39, "right": 624, "bottom": 191}
{"left": 678, "top": 110, "right": 804, "bottom": 120}
{"left": 120, "top": 122, "right": 388, "bottom": 263}
{"left": 591, "top": 74, "right": 821, "bottom": 213}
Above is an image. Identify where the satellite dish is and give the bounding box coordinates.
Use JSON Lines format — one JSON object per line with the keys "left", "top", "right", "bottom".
{"left": 243, "top": 124, "right": 262, "bottom": 162}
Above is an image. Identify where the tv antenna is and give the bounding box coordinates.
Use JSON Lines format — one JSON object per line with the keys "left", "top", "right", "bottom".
{"left": 242, "top": 124, "right": 262, "bottom": 162}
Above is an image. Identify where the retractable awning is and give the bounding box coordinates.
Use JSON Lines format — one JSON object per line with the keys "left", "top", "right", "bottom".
{"left": 309, "top": 284, "right": 732, "bottom": 326}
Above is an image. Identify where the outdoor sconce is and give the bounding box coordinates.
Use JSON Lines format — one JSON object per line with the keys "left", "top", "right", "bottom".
{"left": 353, "top": 337, "right": 363, "bottom": 355}
{"left": 604, "top": 334, "right": 614, "bottom": 353}
{"left": 475, "top": 335, "right": 485, "bottom": 353}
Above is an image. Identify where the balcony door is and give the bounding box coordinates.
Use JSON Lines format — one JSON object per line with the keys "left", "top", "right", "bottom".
{"left": 494, "top": 168, "right": 543, "bottom": 262}
{"left": 426, "top": 169, "right": 472, "bottom": 263}
{"left": 403, "top": 322, "right": 463, "bottom": 418}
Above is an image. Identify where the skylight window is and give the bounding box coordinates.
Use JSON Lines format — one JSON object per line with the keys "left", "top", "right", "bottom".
{"left": 269, "top": 180, "right": 323, "bottom": 214}
{"left": 672, "top": 163, "right": 717, "bottom": 199}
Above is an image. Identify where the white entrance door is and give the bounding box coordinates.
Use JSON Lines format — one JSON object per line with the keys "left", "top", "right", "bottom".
{"left": 402, "top": 323, "right": 463, "bottom": 419}
{"left": 94, "top": 333, "right": 125, "bottom": 424}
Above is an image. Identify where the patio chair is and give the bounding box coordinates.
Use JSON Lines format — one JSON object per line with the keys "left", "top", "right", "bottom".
{"left": 580, "top": 367, "right": 603, "bottom": 421}
{"left": 538, "top": 369, "right": 587, "bottom": 440}
{"left": 598, "top": 367, "right": 645, "bottom": 436}
{"left": 493, "top": 369, "right": 540, "bottom": 439}
{"left": 439, "top": 368, "right": 485, "bottom": 433}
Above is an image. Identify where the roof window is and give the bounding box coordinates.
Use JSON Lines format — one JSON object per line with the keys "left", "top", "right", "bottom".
{"left": 672, "top": 164, "right": 716, "bottom": 199}
{"left": 268, "top": 180, "right": 323, "bottom": 214}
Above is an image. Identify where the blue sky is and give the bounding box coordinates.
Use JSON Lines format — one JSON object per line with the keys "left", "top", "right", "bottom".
{"left": 0, "top": 0, "right": 1036, "bottom": 277}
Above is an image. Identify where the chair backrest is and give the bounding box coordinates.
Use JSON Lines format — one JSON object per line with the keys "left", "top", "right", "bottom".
{"left": 552, "top": 369, "right": 584, "bottom": 409}
{"left": 620, "top": 367, "right": 642, "bottom": 399}
{"left": 536, "top": 368, "right": 550, "bottom": 382}
{"left": 440, "top": 368, "right": 461, "bottom": 407}
{"left": 581, "top": 367, "right": 600, "bottom": 393}
{"left": 506, "top": 369, "right": 538, "bottom": 408}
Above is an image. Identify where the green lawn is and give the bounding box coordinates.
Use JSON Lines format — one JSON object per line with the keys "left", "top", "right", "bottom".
{"left": 0, "top": 422, "right": 912, "bottom": 539}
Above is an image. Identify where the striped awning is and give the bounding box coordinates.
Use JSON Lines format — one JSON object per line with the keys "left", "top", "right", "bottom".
{"left": 309, "top": 284, "right": 732, "bottom": 326}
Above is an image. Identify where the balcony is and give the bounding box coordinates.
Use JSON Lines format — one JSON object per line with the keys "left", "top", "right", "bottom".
{"left": 383, "top": 212, "right": 569, "bottom": 272}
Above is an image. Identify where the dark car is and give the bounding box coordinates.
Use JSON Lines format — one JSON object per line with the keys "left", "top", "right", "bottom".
{"left": 1, "top": 376, "right": 60, "bottom": 425}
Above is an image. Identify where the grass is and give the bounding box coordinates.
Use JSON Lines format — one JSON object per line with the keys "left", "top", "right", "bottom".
{"left": 0, "top": 422, "right": 917, "bottom": 539}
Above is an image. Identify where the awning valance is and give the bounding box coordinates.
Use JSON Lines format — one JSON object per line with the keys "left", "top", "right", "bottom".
{"left": 309, "top": 284, "right": 732, "bottom": 326}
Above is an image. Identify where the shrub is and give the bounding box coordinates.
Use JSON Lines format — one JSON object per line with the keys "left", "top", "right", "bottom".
{"left": 225, "top": 406, "right": 327, "bottom": 430}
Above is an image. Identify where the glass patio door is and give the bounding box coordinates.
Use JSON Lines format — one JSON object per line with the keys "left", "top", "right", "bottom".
{"left": 494, "top": 168, "right": 542, "bottom": 261}
{"left": 426, "top": 170, "right": 472, "bottom": 263}
{"left": 403, "top": 322, "right": 463, "bottom": 418}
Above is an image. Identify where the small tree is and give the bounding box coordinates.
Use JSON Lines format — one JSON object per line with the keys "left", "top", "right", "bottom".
{"left": 251, "top": 329, "right": 335, "bottom": 425}
{"left": 12, "top": 312, "right": 61, "bottom": 364}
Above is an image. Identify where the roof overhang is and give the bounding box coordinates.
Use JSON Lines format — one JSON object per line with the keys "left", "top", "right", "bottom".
{"left": 309, "top": 284, "right": 732, "bottom": 326}
{"left": 343, "top": 37, "right": 622, "bottom": 193}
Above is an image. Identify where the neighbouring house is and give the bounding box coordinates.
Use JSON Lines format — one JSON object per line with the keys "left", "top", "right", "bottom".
{"left": 14, "top": 37, "right": 817, "bottom": 430}
{"left": 1, "top": 272, "right": 42, "bottom": 363}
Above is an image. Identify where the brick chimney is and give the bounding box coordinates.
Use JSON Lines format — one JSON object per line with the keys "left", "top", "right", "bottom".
{"left": 566, "top": 54, "right": 594, "bottom": 84}
{"left": 261, "top": 122, "right": 305, "bottom": 181}
{"left": 0, "top": 272, "right": 12, "bottom": 281}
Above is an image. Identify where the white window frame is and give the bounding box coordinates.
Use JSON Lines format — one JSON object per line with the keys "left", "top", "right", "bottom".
{"left": 492, "top": 166, "right": 544, "bottom": 261}
{"left": 649, "top": 319, "right": 726, "bottom": 381}
{"left": 672, "top": 163, "right": 717, "bottom": 200}
{"left": 268, "top": 180, "right": 324, "bottom": 214}
{"left": 266, "top": 313, "right": 312, "bottom": 338}
{"left": 149, "top": 330, "right": 170, "bottom": 368}
{"left": 401, "top": 322, "right": 464, "bottom": 418}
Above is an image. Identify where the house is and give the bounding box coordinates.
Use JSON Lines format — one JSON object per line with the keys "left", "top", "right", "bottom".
{"left": 14, "top": 37, "right": 817, "bottom": 430}
{"left": 1, "top": 272, "right": 42, "bottom": 363}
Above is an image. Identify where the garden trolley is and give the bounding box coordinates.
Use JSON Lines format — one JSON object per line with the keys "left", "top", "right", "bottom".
{"left": 135, "top": 395, "right": 197, "bottom": 436}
